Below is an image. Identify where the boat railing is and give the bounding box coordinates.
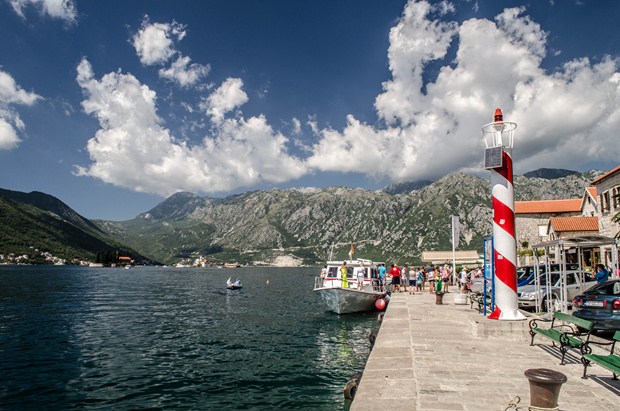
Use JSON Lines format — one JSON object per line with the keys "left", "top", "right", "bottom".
{"left": 314, "top": 276, "right": 386, "bottom": 293}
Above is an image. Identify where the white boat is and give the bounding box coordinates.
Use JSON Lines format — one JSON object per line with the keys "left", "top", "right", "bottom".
{"left": 226, "top": 283, "right": 243, "bottom": 290}
{"left": 227, "top": 278, "right": 242, "bottom": 290}
{"left": 313, "top": 258, "right": 387, "bottom": 314}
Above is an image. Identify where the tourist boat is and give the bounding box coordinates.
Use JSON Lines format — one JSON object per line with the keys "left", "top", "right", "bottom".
{"left": 313, "top": 258, "right": 387, "bottom": 314}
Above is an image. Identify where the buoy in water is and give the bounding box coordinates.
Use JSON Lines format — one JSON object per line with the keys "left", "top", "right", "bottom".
{"left": 375, "top": 298, "right": 386, "bottom": 310}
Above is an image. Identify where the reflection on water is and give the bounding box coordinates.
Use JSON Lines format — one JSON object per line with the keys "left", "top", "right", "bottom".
{"left": 0, "top": 266, "right": 379, "bottom": 410}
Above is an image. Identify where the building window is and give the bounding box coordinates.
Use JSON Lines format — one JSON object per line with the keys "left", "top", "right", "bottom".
{"left": 601, "top": 191, "right": 611, "bottom": 213}
{"left": 538, "top": 225, "right": 547, "bottom": 237}
{"left": 612, "top": 186, "right": 620, "bottom": 210}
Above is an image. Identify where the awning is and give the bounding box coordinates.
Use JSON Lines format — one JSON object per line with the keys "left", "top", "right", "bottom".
{"left": 421, "top": 250, "right": 480, "bottom": 264}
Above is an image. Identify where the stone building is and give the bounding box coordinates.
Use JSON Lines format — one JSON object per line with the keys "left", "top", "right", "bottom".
{"left": 514, "top": 165, "right": 619, "bottom": 268}
{"left": 514, "top": 198, "right": 583, "bottom": 266}
{"left": 591, "top": 165, "right": 620, "bottom": 238}
{"left": 590, "top": 165, "right": 620, "bottom": 265}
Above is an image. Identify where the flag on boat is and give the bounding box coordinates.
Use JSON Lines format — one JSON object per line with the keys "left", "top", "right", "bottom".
{"left": 348, "top": 243, "right": 354, "bottom": 260}
{"left": 451, "top": 216, "right": 460, "bottom": 249}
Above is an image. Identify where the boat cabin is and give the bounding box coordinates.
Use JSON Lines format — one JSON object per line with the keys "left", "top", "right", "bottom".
{"left": 321, "top": 259, "right": 383, "bottom": 289}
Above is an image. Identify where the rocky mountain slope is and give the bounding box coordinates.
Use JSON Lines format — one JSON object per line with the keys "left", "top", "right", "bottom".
{"left": 95, "top": 169, "right": 602, "bottom": 266}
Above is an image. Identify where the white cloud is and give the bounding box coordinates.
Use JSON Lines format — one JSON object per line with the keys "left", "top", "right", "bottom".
{"left": 0, "top": 70, "right": 41, "bottom": 150}
{"left": 202, "top": 78, "right": 249, "bottom": 124}
{"left": 75, "top": 58, "right": 306, "bottom": 196}
{"left": 0, "top": 118, "right": 20, "bottom": 150}
{"left": 158, "top": 56, "right": 210, "bottom": 88}
{"left": 75, "top": 0, "right": 620, "bottom": 195}
{"left": 307, "top": 0, "right": 620, "bottom": 182}
{"left": 132, "top": 19, "right": 209, "bottom": 88}
{"left": 291, "top": 118, "right": 301, "bottom": 135}
{"left": 8, "top": 0, "right": 77, "bottom": 23}
{"left": 132, "top": 19, "right": 186, "bottom": 66}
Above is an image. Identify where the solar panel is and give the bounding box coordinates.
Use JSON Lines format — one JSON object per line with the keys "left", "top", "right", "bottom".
{"left": 484, "top": 146, "right": 503, "bottom": 169}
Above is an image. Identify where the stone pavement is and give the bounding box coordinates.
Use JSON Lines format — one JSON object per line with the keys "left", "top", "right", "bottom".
{"left": 350, "top": 291, "right": 619, "bottom": 411}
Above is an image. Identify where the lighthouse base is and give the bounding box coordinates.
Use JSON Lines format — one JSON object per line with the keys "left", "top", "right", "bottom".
{"left": 489, "top": 306, "right": 526, "bottom": 321}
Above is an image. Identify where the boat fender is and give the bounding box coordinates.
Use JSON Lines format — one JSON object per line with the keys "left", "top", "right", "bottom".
{"left": 343, "top": 371, "right": 363, "bottom": 400}
{"left": 377, "top": 312, "right": 385, "bottom": 322}
{"left": 369, "top": 329, "right": 378, "bottom": 345}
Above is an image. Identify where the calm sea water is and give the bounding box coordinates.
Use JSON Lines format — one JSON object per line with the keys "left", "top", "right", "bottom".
{"left": 0, "top": 265, "right": 379, "bottom": 410}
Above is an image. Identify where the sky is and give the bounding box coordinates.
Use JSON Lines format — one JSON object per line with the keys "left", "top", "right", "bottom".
{"left": 1, "top": 0, "right": 620, "bottom": 221}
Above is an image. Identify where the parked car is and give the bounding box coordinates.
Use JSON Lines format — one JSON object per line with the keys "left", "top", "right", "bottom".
{"left": 572, "top": 279, "right": 620, "bottom": 331}
{"left": 517, "top": 270, "right": 596, "bottom": 312}
{"left": 470, "top": 263, "right": 580, "bottom": 295}
{"left": 517, "top": 263, "right": 580, "bottom": 287}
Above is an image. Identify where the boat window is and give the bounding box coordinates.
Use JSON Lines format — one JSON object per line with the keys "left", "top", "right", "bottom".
{"left": 327, "top": 267, "right": 339, "bottom": 277}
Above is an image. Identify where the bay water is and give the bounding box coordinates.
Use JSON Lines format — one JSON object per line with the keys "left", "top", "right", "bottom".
{"left": 0, "top": 265, "right": 379, "bottom": 410}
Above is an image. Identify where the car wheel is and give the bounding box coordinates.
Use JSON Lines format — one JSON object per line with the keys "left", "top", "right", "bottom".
{"left": 541, "top": 295, "right": 559, "bottom": 312}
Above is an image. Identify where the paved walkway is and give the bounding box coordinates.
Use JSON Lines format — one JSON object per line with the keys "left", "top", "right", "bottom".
{"left": 350, "top": 291, "right": 619, "bottom": 411}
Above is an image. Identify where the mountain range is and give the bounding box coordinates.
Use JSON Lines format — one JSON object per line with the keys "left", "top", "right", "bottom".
{"left": 0, "top": 169, "right": 602, "bottom": 266}
{"left": 96, "top": 168, "right": 601, "bottom": 265}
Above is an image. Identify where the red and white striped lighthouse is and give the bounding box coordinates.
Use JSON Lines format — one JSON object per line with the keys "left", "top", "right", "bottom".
{"left": 482, "top": 108, "right": 525, "bottom": 321}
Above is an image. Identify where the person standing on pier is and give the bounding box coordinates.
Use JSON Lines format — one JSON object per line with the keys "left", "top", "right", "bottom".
{"left": 409, "top": 265, "right": 417, "bottom": 295}
{"left": 441, "top": 265, "right": 450, "bottom": 293}
{"left": 390, "top": 264, "right": 401, "bottom": 292}
{"left": 401, "top": 264, "right": 408, "bottom": 292}
{"left": 417, "top": 268, "right": 424, "bottom": 292}
{"left": 428, "top": 266, "right": 436, "bottom": 293}
{"left": 459, "top": 267, "right": 469, "bottom": 293}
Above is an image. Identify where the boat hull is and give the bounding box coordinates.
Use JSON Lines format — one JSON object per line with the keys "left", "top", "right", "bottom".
{"left": 313, "top": 287, "right": 383, "bottom": 314}
{"left": 227, "top": 285, "right": 242, "bottom": 290}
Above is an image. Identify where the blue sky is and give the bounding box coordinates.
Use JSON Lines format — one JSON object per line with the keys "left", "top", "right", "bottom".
{"left": 1, "top": 0, "right": 619, "bottom": 220}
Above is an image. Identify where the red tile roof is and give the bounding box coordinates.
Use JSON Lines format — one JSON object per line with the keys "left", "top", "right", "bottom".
{"left": 549, "top": 216, "right": 599, "bottom": 232}
{"left": 591, "top": 164, "right": 620, "bottom": 185}
{"left": 515, "top": 199, "right": 582, "bottom": 214}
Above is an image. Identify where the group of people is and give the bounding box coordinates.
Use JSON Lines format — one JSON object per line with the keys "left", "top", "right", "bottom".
{"left": 382, "top": 263, "right": 483, "bottom": 294}
{"left": 327, "top": 261, "right": 486, "bottom": 294}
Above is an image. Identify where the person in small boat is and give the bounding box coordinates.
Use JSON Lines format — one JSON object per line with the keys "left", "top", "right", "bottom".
{"left": 340, "top": 262, "right": 349, "bottom": 288}
{"left": 227, "top": 277, "right": 233, "bottom": 286}
{"left": 234, "top": 278, "right": 241, "bottom": 287}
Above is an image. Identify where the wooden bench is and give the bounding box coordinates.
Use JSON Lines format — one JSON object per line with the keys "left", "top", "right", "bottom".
{"left": 581, "top": 330, "right": 620, "bottom": 380}
{"left": 529, "top": 311, "right": 594, "bottom": 365}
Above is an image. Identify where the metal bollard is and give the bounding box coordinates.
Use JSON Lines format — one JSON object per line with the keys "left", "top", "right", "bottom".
{"left": 435, "top": 292, "right": 445, "bottom": 304}
{"left": 524, "top": 368, "right": 567, "bottom": 410}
